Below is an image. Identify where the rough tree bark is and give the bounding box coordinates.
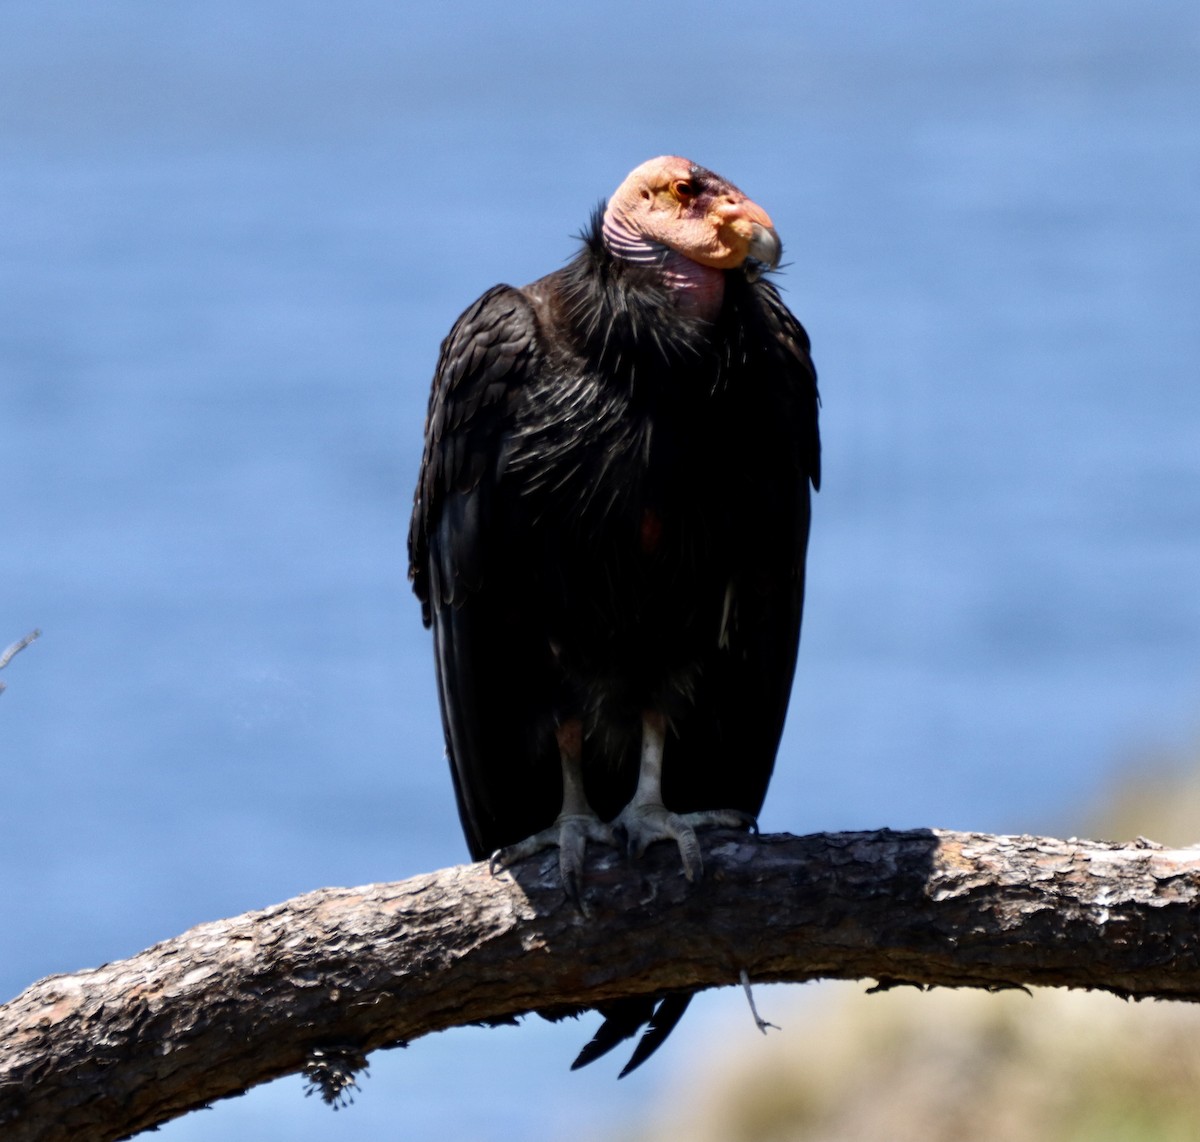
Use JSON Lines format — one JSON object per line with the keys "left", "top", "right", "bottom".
{"left": 3, "top": 828, "right": 1200, "bottom": 1141}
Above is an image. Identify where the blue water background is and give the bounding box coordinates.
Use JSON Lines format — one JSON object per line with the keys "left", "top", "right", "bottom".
{"left": 2, "top": 2, "right": 1198, "bottom": 1138}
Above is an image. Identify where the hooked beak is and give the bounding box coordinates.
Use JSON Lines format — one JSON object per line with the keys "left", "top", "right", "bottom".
{"left": 744, "top": 223, "right": 782, "bottom": 281}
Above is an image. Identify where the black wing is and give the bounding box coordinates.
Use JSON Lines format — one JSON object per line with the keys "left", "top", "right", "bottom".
{"left": 661, "top": 279, "right": 820, "bottom": 819}
{"left": 408, "top": 284, "right": 549, "bottom": 860}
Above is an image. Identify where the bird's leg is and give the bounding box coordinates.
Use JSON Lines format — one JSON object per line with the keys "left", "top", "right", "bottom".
{"left": 612, "top": 710, "right": 756, "bottom": 882}
{"left": 489, "top": 719, "right": 614, "bottom": 907}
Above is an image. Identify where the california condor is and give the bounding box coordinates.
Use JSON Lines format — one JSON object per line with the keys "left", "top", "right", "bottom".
{"left": 409, "top": 156, "right": 820, "bottom": 1073}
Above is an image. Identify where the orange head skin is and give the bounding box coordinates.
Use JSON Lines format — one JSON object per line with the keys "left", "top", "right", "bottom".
{"left": 602, "top": 156, "right": 781, "bottom": 272}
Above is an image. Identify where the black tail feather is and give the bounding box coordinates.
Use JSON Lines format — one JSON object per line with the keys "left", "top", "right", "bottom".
{"left": 570, "top": 994, "right": 694, "bottom": 1076}
{"left": 570, "top": 997, "right": 654, "bottom": 1071}
{"left": 618, "top": 993, "right": 692, "bottom": 1078}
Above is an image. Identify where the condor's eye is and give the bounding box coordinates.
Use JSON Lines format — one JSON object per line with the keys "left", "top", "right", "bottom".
{"left": 672, "top": 179, "right": 698, "bottom": 200}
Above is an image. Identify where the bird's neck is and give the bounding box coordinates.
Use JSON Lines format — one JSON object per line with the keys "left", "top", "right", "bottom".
{"left": 601, "top": 203, "right": 725, "bottom": 321}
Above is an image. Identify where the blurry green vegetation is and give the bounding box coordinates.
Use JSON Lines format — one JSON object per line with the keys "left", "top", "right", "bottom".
{"left": 633, "top": 986, "right": 1200, "bottom": 1142}
{"left": 626, "top": 736, "right": 1200, "bottom": 1142}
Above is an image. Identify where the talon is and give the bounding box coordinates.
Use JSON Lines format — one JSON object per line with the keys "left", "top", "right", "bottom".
{"left": 486, "top": 718, "right": 617, "bottom": 902}
{"left": 489, "top": 833, "right": 548, "bottom": 874}
{"left": 613, "top": 804, "right": 756, "bottom": 881}
{"left": 722, "top": 810, "right": 758, "bottom": 834}
{"left": 558, "top": 815, "right": 616, "bottom": 912}
{"left": 612, "top": 802, "right": 703, "bottom": 880}
{"left": 675, "top": 826, "right": 702, "bottom": 883}
{"left": 489, "top": 813, "right": 615, "bottom": 904}
{"left": 563, "top": 869, "right": 585, "bottom": 914}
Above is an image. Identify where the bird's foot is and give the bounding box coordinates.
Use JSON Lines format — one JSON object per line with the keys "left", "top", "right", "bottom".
{"left": 612, "top": 803, "right": 756, "bottom": 882}
{"left": 489, "top": 813, "right": 616, "bottom": 910}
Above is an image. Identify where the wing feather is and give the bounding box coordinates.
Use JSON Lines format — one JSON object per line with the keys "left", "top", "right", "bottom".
{"left": 408, "top": 285, "right": 543, "bottom": 858}
{"left": 663, "top": 277, "right": 819, "bottom": 818}
{"left": 410, "top": 285, "right": 539, "bottom": 611}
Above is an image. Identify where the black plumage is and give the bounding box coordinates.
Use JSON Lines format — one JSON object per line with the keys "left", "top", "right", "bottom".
{"left": 409, "top": 161, "right": 820, "bottom": 1073}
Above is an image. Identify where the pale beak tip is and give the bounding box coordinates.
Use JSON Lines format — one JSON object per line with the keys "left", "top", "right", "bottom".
{"left": 745, "top": 224, "right": 782, "bottom": 279}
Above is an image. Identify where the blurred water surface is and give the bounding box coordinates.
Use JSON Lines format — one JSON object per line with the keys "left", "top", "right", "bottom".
{"left": 1, "top": 2, "right": 1198, "bottom": 1139}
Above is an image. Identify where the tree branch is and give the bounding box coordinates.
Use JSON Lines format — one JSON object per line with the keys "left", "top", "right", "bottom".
{"left": 4, "top": 828, "right": 1200, "bottom": 1141}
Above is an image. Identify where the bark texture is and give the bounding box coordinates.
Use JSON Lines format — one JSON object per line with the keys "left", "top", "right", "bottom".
{"left": 4, "top": 828, "right": 1200, "bottom": 1141}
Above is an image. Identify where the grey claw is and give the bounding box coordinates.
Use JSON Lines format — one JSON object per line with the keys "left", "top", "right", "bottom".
{"left": 679, "top": 808, "right": 757, "bottom": 834}
{"left": 612, "top": 804, "right": 756, "bottom": 881}
{"left": 676, "top": 826, "right": 702, "bottom": 882}
{"left": 558, "top": 824, "right": 589, "bottom": 913}
{"left": 488, "top": 814, "right": 615, "bottom": 904}
{"left": 726, "top": 810, "right": 758, "bottom": 834}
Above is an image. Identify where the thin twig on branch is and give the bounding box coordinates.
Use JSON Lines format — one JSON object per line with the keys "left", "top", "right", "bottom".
{"left": 0, "top": 629, "right": 40, "bottom": 695}
{"left": 3, "top": 828, "right": 1200, "bottom": 1141}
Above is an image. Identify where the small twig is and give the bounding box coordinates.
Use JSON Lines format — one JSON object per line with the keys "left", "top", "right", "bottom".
{"left": 0, "top": 629, "right": 40, "bottom": 672}
{"left": 740, "top": 969, "right": 780, "bottom": 1035}
{"left": 0, "top": 630, "right": 41, "bottom": 695}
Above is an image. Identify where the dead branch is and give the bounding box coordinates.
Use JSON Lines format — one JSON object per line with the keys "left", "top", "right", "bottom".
{"left": 3, "top": 827, "right": 1200, "bottom": 1141}
{"left": 0, "top": 629, "right": 40, "bottom": 695}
